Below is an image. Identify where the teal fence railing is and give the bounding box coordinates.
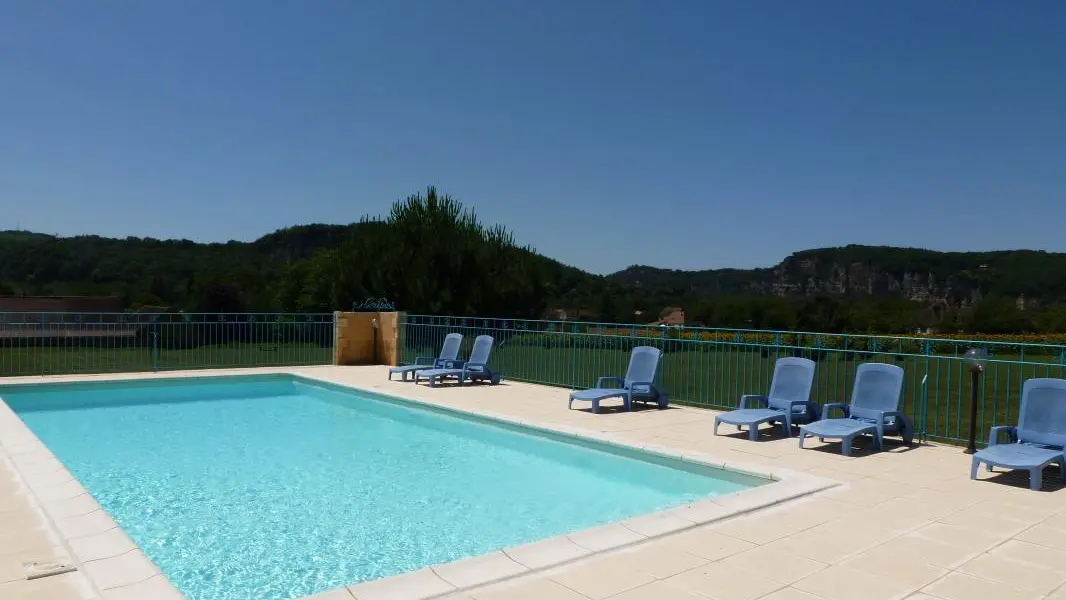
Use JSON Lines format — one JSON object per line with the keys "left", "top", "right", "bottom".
{"left": 399, "top": 314, "right": 1066, "bottom": 446}
{"left": 0, "top": 312, "right": 335, "bottom": 377}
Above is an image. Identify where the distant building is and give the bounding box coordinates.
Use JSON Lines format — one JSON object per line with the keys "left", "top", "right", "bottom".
{"left": 0, "top": 296, "right": 136, "bottom": 341}
{"left": 0, "top": 296, "right": 123, "bottom": 313}
{"left": 651, "top": 307, "right": 685, "bottom": 327}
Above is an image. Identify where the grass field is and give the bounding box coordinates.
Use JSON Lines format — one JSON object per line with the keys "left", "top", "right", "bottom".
{"left": 0, "top": 342, "right": 333, "bottom": 378}
{"left": 400, "top": 325, "right": 1066, "bottom": 446}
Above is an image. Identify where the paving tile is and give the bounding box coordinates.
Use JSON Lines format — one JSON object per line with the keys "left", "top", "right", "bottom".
{"left": 922, "top": 572, "right": 1042, "bottom": 600}
{"left": 304, "top": 588, "right": 356, "bottom": 599}
{"left": 54, "top": 510, "right": 116, "bottom": 540}
{"left": 847, "top": 533, "right": 976, "bottom": 572}
{"left": 720, "top": 546, "right": 828, "bottom": 585}
{"left": 80, "top": 548, "right": 158, "bottom": 590}
{"left": 793, "top": 565, "right": 920, "bottom": 600}
{"left": 763, "top": 520, "right": 896, "bottom": 565}
{"left": 67, "top": 528, "right": 137, "bottom": 563}
{"left": 567, "top": 524, "right": 645, "bottom": 552}
{"left": 604, "top": 580, "right": 706, "bottom": 600}
{"left": 654, "top": 527, "right": 756, "bottom": 561}
{"left": 549, "top": 556, "right": 656, "bottom": 599}
{"left": 837, "top": 541, "right": 948, "bottom": 589}
{"left": 957, "top": 553, "right": 1066, "bottom": 596}
{"left": 432, "top": 552, "right": 528, "bottom": 590}
{"left": 471, "top": 577, "right": 589, "bottom": 600}
{"left": 987, "top": 540, "right": 1066, "bottom": 573}
{"left": 603, "top": 545, "right": 707, "bottom": 580}
{"left": 1016, "top": 523, "right": 1066, "bottom": 552}
{"left": 0, "top": 571, "right": 94, "bottom": 600}
{"left": 101, "top": 574, "right": 184, "bottom": 599}
{"left": 503, "top": 536, "right": 591, "bottom": 570}
{"left": 349, "top": 567, "right": 456, "bottom": 600}
{"left": 665, "top": 562, "right": 785, "bottom": 600}
{"left": 756, "top": 589, "right": 827, "bottom": 600}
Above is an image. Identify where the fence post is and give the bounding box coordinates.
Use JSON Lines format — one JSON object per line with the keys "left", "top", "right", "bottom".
{"left": 571, "top": 322, "right": 580, "bottom": 389}
{"left": 151, "top": 321, "right": 159, "bottom": 372}
{"left": 39, "top": 314, "right": 46, "bottom": 375}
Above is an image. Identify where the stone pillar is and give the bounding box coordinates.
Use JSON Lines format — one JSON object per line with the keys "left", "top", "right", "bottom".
{"left": 332, "top": 311, "right": 402, "bottom": 366}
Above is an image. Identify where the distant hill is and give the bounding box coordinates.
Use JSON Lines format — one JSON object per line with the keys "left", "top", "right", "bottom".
{"left": 607, "top": 245, "right": 1066, "bottom": 306}
{"left": 2, "top": 220, "right": 1066, "bottom": 333}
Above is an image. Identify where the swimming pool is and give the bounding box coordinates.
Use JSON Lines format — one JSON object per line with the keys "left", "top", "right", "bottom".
{"left": 2, "top": 375, "right": 765, "bottom": 600}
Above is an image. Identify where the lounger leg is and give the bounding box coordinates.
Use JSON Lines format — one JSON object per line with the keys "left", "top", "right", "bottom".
{"left": 1059, "top": 459, "right": 1066, "bottom": 482}
{"left": 798, "top": 430, "right": 807, "bottom": 449}
{"left": 841, "top": 435, "right": 853, "bottom": 457}
{"left": 591, "top": 399, "right": 599, "bottom": 414}
{"left": 780, "top": 415, "right": 792, "bottom": 438}
{"left": 969, "top": 457, "right": 980, "bottom": 481}
{"left": 568, "top": 398, "right": 574, "bottom": 410}
{"left": 748, "top": 425, "right": 759, "bottom": 442}
{"left": 713, "top": 418, "right": 720, "bottom": 436}
{"left": 1029, "top": 467, "right": 1043, "bottom": 491}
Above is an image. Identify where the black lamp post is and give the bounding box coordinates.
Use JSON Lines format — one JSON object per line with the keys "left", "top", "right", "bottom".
{"left": 963, "top": 347, "right": 988, "bottom": 454}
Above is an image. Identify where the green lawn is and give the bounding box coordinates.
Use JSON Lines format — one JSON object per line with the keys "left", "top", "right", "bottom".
{"left": 0, "top": 343, "right": 332, "bottom": 378}
{"left": 400, "top": 331, "right": 1066, "bottom": 446}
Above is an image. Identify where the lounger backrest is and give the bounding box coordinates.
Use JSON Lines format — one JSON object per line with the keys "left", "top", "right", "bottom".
{"left": 848, "top": 362, "right": 904, "bottom": 422}
{"left": 467, "top": 335, "right": 495, "bottom": 365}
{"left": 624, "top": 346, "right": 662, "bottom": 390}
{"left": 1017, "top": 378, "right": 1066, "bottom": 449}
{"left": 439, "top": 333, "right": 463, "bottom": 360}
{"left": 766, "top": 357, "right": 816, "bottom": 411}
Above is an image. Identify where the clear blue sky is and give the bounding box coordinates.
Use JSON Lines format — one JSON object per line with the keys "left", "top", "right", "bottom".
{"left": 1, "top": 1, "right": 1064, "bottom": 274}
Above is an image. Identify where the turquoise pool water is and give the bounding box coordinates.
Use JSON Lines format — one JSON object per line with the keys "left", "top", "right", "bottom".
{"left": 3, "top": 375, "right": 760, "bottom": 600}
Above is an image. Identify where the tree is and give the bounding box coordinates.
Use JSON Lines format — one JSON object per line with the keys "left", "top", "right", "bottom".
{"left": 190, "top": 279, "right": 247, "bottom": 314}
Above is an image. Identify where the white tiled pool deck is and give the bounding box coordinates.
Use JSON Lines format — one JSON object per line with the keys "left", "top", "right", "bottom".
{"left": 2, "top": 365, "right": 1066, "bottom": 600}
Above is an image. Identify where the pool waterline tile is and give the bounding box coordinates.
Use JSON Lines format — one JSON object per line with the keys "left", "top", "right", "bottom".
{"left": 0, "top": 367, "right": 840, "bottom": 600}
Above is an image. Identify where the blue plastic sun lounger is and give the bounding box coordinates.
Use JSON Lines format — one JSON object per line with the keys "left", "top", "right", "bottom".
{"left": 714, "top": 357, "right": 818, "bottom": 441}
{"left": 387, "top": 333, "right": 463, "bottom": 381}
{"left": 971, "top": 377, "right": 1066, "bottom": 491}
{"left": 414, "top": 335, "right": 502, "bottom": 387}
{"left": 568, "top": 346, "right": 668, "bottom": 413}
{"left": 798, "top": 362, "right": 912, "bottom": 456}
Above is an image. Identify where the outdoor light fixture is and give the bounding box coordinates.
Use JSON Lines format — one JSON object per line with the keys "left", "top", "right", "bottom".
{"left": 371, "top": 318, "right": 380, "bottom": 364}
{"left": 963, "top": 347, "right": 989, "bottom": 454}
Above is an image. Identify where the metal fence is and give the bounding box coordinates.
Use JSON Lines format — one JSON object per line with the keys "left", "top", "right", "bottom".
{"left": 399, "top": 314, "right": 1066, "bottom": 446}
{"left": 0, "top": 312, "right": 335, "bottom": 377}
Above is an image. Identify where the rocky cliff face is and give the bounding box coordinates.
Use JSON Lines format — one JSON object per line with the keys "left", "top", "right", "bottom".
{"left": 609, "top": 245, "right": 1066, "bottom": 306}
{"left": 770, "top": 254, "right": 965, "bottom": 302}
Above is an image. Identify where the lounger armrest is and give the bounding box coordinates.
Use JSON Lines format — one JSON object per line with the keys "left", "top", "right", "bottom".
{"left": 790, "top": 400, "right": 819, "bottom": 418}
{"left": 412, "top": 356, "right": 437, "bottom": 366}
{"left": 739, "top": 395, "right": 768, "bottom": 409}
{"left": 821, "top": 403, "right": 850, "bottom": 420}
{"left": 628, "top": 381, "right": 662, "bottom": 398}
{"left": 988, "top": 425, "right": 1018, "bottom": 446}
{"left": 441, "top": 359, "right": 466, "bottom": 369}
{"left": 463, "top": 362, "right": 488, "bottom": 372}
{"left": 596, "top": 376, "right": 625, "bottom": 389}
{"left": 882, "top": 410, "right": 905, "bottom": 423}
